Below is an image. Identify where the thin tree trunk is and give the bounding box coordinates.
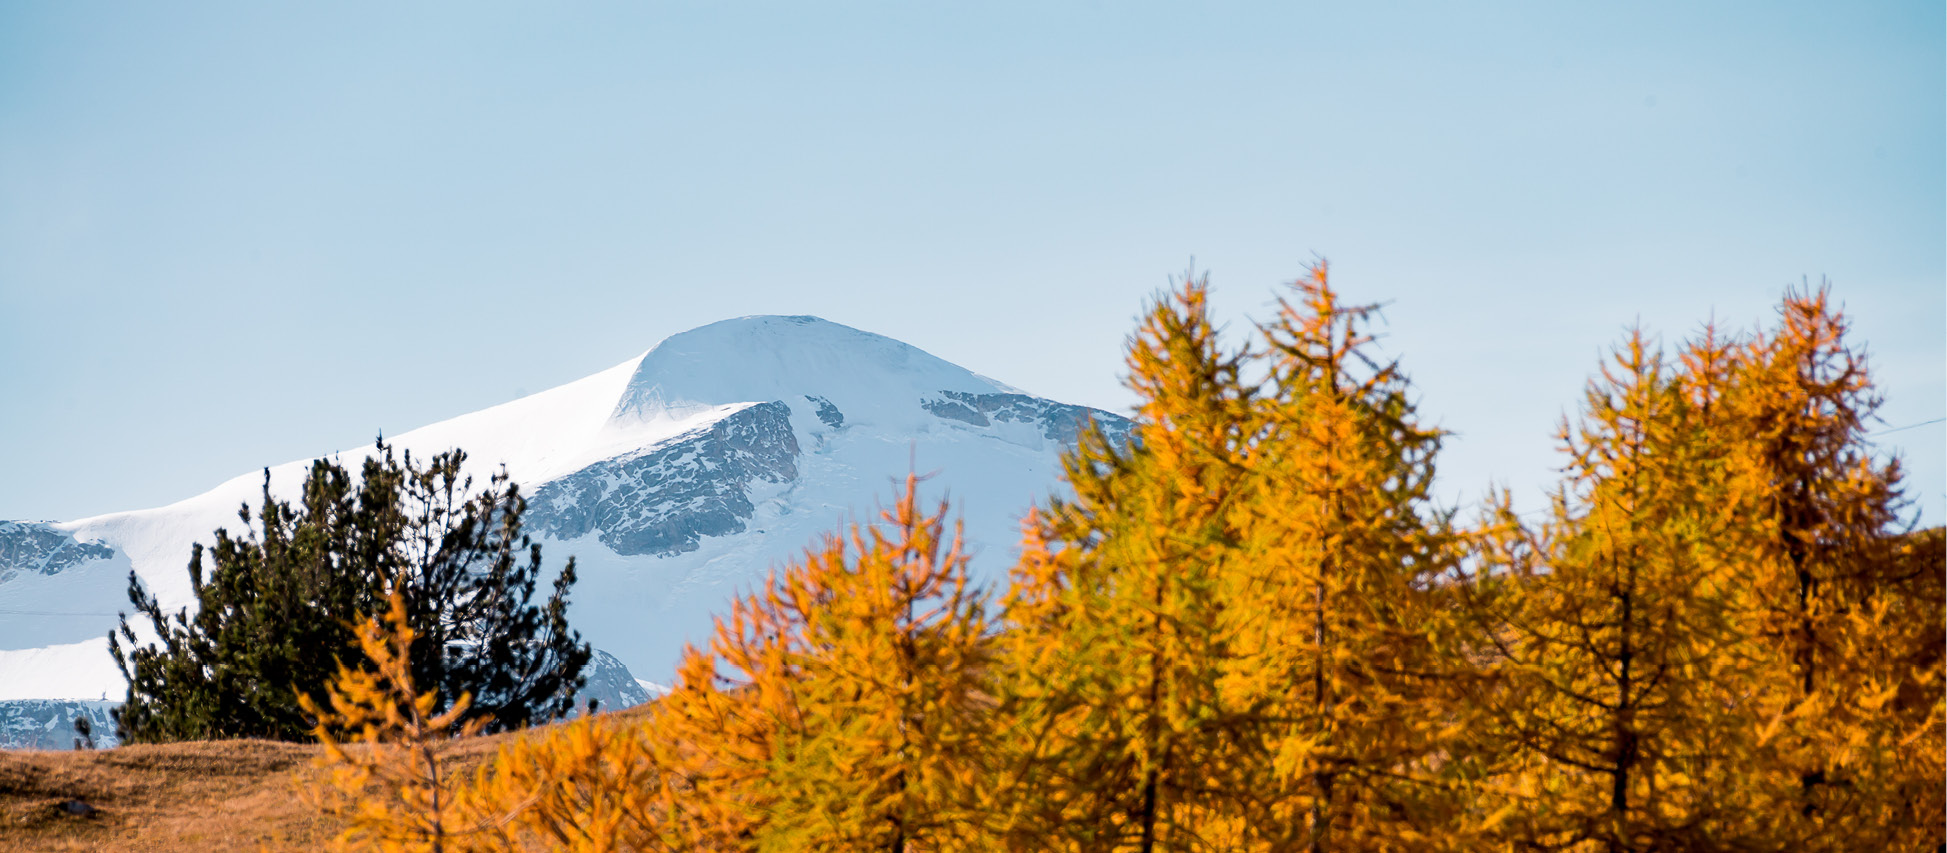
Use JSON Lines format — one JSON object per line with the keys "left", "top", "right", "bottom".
{"left": 1140, "top": 540, "right": 1167, "bottom": 853}
{"left": 1138, "top": 768, "right": 1159, "bottom": 853}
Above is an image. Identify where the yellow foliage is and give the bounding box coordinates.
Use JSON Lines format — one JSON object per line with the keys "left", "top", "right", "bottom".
{"left": 1468, "top": 287, "right": 1942, "bottom": 852}
{"left": 1473, "top": 327, "right": 1755, "bottom": 851}
{"left": 647, "top": 472, "right": 995, "bottom": 851}
{"left": 1224, "top": 262, "right": 1482, "bottom": 852}
{"left": 461, "top": 711, "right": 682, "bottom": 852}
{"left": 1710, "top": 286, "right": 1940, "bottom": 850}
{"left": 992, "top": 272, "right": 1254, "bottom": 851}
{"left": 301, "top": 586, "right": 493, "bottom": 853}
{"left": 993, "top": 263, "right": 1481, "bottom": 851}
{"left": 303, "top": 270, "right": 1940, "bottom": 853}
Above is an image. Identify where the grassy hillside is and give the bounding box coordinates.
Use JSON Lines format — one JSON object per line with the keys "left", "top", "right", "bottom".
{"left": 0, "top": 709, "right": 598, "bottom": 853}
{"left": 1, "top": 738, "right": 339, "bottom": 851}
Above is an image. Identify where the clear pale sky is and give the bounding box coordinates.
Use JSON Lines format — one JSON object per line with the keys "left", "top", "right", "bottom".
{"left": 2, "top": 2, "right": 1941, "bottom": 527}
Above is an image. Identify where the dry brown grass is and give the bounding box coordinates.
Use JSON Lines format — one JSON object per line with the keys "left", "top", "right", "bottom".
{"left": 0, "top": 738, "right": 338, "bottom": 852}
{"left": 0, "top": 705, "right": 655, "bottom": 853}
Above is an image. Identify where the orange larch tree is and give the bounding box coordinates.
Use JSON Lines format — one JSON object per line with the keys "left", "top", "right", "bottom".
{"left": 303, "top": 586, "right": 496, "bottom": 853}
{"left": 993, "top": 264, "right": 1481, "bottom": 851}
{"left": 648, "top": 473, "right": 996, "bottom": 851}
{"left": 1715, "top": 285, "right": 1940, "bottom": 849}
{"left": 1478, "top": 329, "right": 1752, "bottom": 852}
{"left": 1222, "top": 263, "right": 1480, "bottom": 852}
{"left": 991, "top": 271, "right": 1257, "bottom": 851}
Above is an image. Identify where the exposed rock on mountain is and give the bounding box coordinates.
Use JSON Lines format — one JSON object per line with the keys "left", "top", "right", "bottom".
{"left": 0, "top": 699, "right": 120, "bottom": 751}
{"left": 575, "top": 649, "right": 653, "bottom": 713}
{"left": 0, "top": 315, "right": 1130, "bottom": 704}
{"left": 923, "top": 390, "right": 1135, "bottom": 449}
{"left": 528, "top": 401, "right": 801, "bottom": 557}
{"left": 0, "top": 522, "right": 114, "bottom": 586}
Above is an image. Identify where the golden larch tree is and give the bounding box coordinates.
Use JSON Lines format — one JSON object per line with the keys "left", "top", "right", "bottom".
{"left": 1479, "top": 329, "right": 1752, "bottom": 852}
{"left": 1714, "top": 285, "right": 1940, "bottom": 849}
{"left": 456, "top": 706, "right": 685, "bottom": 852}
{"left": 647, "top": 472, "right": 996, "bottom": 851}
{"left": 992, "top": 271, "right": 1257, "bottom": 851}
{"left": 1221, "top": 262, "right": 1480, "bottom": 852}
{"left": 303, "top": 586, "right": 495, "bottom": 853}
{"left": 993, "top": 263, "right": 1479, "bottom": 850}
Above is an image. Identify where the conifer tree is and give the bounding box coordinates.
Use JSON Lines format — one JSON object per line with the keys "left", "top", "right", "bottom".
{"left": 1222, "top": 263, "right": 1477, "bottom": 851}
{"left": 112, "top": 440, "right": 590, "bottom": 743}
{"left": 306, "top": 271, "right": 1939, "bottom": 852}
{"left": 303, "top": 586, "right": 493, "bottom": 853}
{"left": 463, "top": 710, "right": 678, "bottom": 852}
{"left": 993, "top": 264, "right": 1484, "bottom": 850}
{"left": 1479, "top": 330, "right": 1751, "bottom": 852}
{"left": 113, "top": 461, "right": 374, "bottom": 741}
{"left": 648, "top": 473, "right": 996, "bottom": 851}
{"left": 993, "top": 273, "right": 1256, "bottom": 851}
{"left": 1712, "top": 286, "right": 1937, "bottom": 849}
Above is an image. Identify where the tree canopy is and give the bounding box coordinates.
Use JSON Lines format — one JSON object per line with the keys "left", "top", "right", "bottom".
{"left": 292, "top": 271, "right": 1940, "bottom": 853}
{"left": 112, "top": 440, "right": 590, "bottom": 743}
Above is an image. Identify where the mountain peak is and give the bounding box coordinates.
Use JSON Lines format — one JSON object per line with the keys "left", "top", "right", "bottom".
{"left": 610, "top": 315, "right": 1015, "bottom": 424}
{"left": 1, "top": 313, "right": 1130, "bottom": 704}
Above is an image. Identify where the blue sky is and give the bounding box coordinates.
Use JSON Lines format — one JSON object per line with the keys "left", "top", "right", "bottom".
{"left": 1, "top": 1, "right": 1941, "bottom": 525}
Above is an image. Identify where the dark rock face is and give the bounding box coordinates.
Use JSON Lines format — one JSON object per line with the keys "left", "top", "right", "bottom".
{"left": 0, "top": 700, "right": 120, "bottom": 751}
{"left": 527, "top": 401, "right": 801, "bottom": 557}
{"left": 804, "top": 395, "right": 844, "bottom": 429}
{"left": 0, "top": 522, "right": 114, "bottom": 586}
{"left": 572, "top": 649, "right": 653, "bottom": 713}
{"left": 524, "top": 388, "right": 1125, "bottom": 568}
{"left": 922, "top": 391, "right": 1133, "bottom": 448}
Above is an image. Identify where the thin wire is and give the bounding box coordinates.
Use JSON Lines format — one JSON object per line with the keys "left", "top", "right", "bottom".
{"left": 1868, "top": 417, "right": 1945, "bottom": 438}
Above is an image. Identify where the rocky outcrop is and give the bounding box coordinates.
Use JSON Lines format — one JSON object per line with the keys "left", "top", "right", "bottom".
{"left": 573, "top": 649, "right": 652, "bottom": 713}
{"left": 528, "top": 391, "right": 1126, "bottom": 560}
{"left": 0, "top": 699, "right": 120, "bottom": 751}
{"left": 0, "top": 522, "right": 115, "bottom": 586}
{"left": 922, "top": 391, "right": 1133, "bottom": 448}
{"left": 526, "top": 401, "right": 801, "bottom": 557}
{"left": 804, "top": 395, "right": 844, "bottom": 429}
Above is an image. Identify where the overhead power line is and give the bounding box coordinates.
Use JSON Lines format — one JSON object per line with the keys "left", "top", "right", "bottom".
{"left": 1869, "top": 417, "right": 1945, "bottom": 438}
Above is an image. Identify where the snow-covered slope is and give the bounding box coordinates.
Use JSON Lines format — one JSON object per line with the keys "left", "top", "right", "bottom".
{"left": 0, "top": 699, "right": 120, "bottom": 750}
{"left": 0, "top": 316, "right": 1129, "bottom": 706}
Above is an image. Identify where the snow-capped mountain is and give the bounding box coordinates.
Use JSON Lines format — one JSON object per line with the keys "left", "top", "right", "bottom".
{"left": 0, "top": 316, "right": 1129, "bottom": 716}
{"left": 0, "top": 699, "right": 119, "bottom": 751}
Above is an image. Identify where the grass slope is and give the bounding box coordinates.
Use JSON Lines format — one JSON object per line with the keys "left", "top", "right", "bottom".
{"left": 1, "top": 739, "right": 337, "bottom": 851}
{"left": 0, "top": 716, "right": 545, "bottom": 852}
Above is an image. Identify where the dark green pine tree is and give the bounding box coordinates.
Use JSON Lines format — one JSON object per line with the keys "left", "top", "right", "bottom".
{"left": 110, "top": 439, "right": 590, "bottom": 743}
